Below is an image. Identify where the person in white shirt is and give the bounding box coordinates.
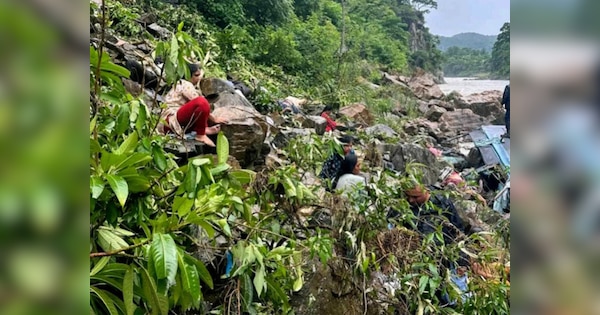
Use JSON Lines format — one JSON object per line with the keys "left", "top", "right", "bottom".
{"left": 335, "top": 153, "right": 367, "bottom": 197}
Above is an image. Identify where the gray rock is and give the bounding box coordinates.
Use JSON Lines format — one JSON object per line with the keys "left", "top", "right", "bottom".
{"left": 302, "top": 115, "right": 327, "bottom": 135}
{"left": 271, "top": 128, "right": 312, "bottom": 149}
{"left": 365, "top": 124, "right": 398, "bottom": 140}
{"left": 425, "top": 105, "right": 447, "bottom": 122}
{"left": 385, "top": 143, "right": 441, "bottom": 185}
{"left": 147, "top": 23, "right": 171, "bottom": 39}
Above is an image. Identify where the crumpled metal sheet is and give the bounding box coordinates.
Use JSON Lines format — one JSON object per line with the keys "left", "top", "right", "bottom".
{"left": 469, "top": 125, "right": 510, "bottom": 167}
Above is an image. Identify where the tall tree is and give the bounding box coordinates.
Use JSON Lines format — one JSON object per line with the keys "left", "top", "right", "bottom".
{"left": 490, "top": 22, "right": 510, "bottom": 79}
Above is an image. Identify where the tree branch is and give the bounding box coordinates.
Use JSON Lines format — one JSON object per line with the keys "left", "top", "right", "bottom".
{"left": 90, "top": 239, "right": 151, "bottom": 258}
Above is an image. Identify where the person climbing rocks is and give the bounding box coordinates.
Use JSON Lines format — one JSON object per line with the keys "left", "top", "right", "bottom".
{"left": 157, "top": 63, "right": 228, "bottom": 147}
{"left": 334, "top": 153, "right": 367, "bottom": 197}
{"left": 319, "top": 135, "right": 354, "bottom": 190}
{"left": 320, "top": 105, "right": 338, "bottom": 132}
{"left": 501, "top": 84, "right": 510, "bottom": 139}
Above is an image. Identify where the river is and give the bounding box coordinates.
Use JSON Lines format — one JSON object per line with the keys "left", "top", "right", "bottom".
{"left": 438, "top": 77, "right": 509, "bottom": 95}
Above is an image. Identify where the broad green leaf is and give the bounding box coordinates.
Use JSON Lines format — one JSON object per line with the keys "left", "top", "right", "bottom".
{"left": 90, "top": 115, "right": 97, "bottom": 134}
{"left": 123, "top": 266, "right": 135, "bottom": 315}
{"left": 152, "top": 145, "right": 168, "bottom": 172}
{"left": 216, "top": 219, "right": 232, "bottom": 237}
{"left": 91, "top": 286, "right": 119, "bottom": 315}
{"left": 266, "top": 277, "right": 290, "bottom": 309}
{"left": 191, "top": 158, "right": 210, "bottom": 167}
{"left": 216, "top": 132, "right": 229, "bottom": 165}
{"left": 115, "top": 153, "right": 153, "bottom": 171}
{"left": 253, "top": 265, "right": 266, "bottom": 297}
{"left": 106, "top": 174, "right": 128, "bottom": 207}
{"left": 177, "top": 21, "right": 184, "bottom": 32}
{"left": 101, "top": 62, "right": 131, "bottom": 78}
{"left": 97, "top": 228, "right": 129, "bottom": 252}
{"left": 101, "top": 289, "right": 127, "bottom": 315}
{"left": 200, "top": 165, "right": 215, "bottom": 185}
{"left": 139, "top": 266, "right": 165, "bottom": 315}
{"left": 91, "top": 139, "right": 102, "bottom": 155}
{"left": 173, "top": 196, "right": 194, "bottom": 217}
{"left": 229, "top": 169, "right": 255, "bottom": 185}
{"left": 150, "top": 234, "right": 178, "bottom": 288}
{"left": 115, "top": 133, "right": 138, "bottom": 155}
{"left": 90, "top": 256, "right": 110, "bottom": 276}
{"left": 210, "top": 164, "right": 230, "bottom": 176}
{"left": 91, "top": 275, "right": 124, "bottom": 292}
{"left": 184, "top": 253, "right": 213, "bottom": 289}
{"left": 241, "top": 273, "right": 254, "bottom": 313}
{"left": 292, "top": 274, "right": 303, "bottom": 292}
{"left": 185, "top": 164, "right": 198, "bottom": 199}
{"left": 124, "top": 175, "right": 150, "bottom": 193}
{"left": 91, "top": 176, "right": 105, "bottom": 199}
{"left": 169, "top": 36, "right": 179, "bottom": 66}
{"left": 177, "top": 251, "right": 201, "bottom": 305}
{"left": 136, "top": 102, "right": 147, "bottom": 134}
{"left": 283, "top": 178, "right": 297, "bottom": 197}
{"left": 419, "top": 275, "right": 429, "bottom": 294}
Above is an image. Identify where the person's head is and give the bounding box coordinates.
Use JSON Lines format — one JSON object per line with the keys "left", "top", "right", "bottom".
{"left": 188, "top": 63, "right": 202, "bottom": 85}
{"left": 322, "top": 104, "right": 334, "bottom": 115}
{"left": 340, "top": 153, "right": 360, "bottom": 175}
{"left": 404, "top": 185, "right": 430, "bottom": 206}
{"left": 339, "top": 135, "right": 353, "bottom": 155}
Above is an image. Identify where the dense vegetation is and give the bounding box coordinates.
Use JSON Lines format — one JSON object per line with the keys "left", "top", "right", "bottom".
{"left": 441, "top": 47, "right": 491, "bottom": 77}
{"left": 90, "top": 0, "right": 509, "bottom": 314}
{"left": 489, "top": 22, "right": 510, "bottom": 79}
{"left": 437, "top": 32, "right": 497, "bottom": 52}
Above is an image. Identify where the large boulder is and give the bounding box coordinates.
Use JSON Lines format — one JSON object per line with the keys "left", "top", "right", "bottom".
{"left": 212, "top": 104, "right": 268, "bottom": 166}
{"left": 438, "top": 109, "right": 487, "bottom": 135}
{"left": 200, "top": 78, "right": 236, "bottom": 97}
{"left": 339, "top": 103, "right": 374, "bottom": 126}
{"left": 451, "top": 90, "right": 504, "bottom": 122}
{"left": 425, "top": 105, "right": 447, "bottom": 122}
{"left": 271, "top": 128, "right": 312, "bottom": 149}
{"left": 407, "top": 70, "right": 445, "bottom": 100}
{"left": 207, "top": 90, "right": 254, "bottom": 109}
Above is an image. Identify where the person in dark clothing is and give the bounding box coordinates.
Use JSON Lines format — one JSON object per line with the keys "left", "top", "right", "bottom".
{"left": 226, "top": 73, "right": 253, "bottom": 98}
{"left": 319, "top": 135, "right": 354, "bottom": 190}
{"left": 502, "top": 84, "right": 510, "bottom": 138}
{"left": 389, "top": 185, "right": 470, "bottom": 245}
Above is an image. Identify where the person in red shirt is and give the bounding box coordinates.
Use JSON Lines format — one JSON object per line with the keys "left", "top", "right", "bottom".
{"left": 320, "top": 105, "right": 337, "bottom": 132}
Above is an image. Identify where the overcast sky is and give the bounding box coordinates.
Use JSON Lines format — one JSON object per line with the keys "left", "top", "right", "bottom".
{"left": 424, "top": 0, "right": 510, "bottom": 36}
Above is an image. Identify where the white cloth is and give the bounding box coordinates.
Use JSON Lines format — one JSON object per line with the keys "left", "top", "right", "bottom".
{"left": 335, "top": 173, "right": 366, "bottom": 197}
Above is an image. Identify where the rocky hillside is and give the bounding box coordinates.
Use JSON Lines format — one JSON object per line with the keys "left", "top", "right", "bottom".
{"left": 90, "top": 1, "right": 510, "bottom": 314}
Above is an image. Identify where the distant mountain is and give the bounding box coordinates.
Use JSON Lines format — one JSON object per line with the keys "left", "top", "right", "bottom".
{"left": 437, "top": 32, "right": 497, "bottom": 52}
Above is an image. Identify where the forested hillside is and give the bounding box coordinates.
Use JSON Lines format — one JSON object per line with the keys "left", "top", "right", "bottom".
{"left": 100, "top": 0, "right": 444, "bottom": 104}
{"left": 437, "top": 32, "right": 497, "bottom": 52}
{"left": 439, "top": 25, "right": 510, "bottom": 79}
